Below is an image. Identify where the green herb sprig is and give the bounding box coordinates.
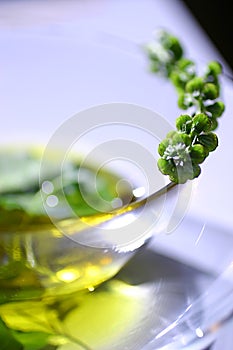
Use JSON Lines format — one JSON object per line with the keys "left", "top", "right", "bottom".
{"left": 146, "top": 30, "right": 225, "bottom": 183}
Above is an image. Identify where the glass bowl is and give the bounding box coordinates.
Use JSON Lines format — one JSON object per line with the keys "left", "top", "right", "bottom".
{"left": 0, "top": 22, "right": 233, "bottom": 350}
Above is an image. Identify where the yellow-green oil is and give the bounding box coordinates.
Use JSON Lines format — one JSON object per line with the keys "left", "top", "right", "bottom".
{"left": 0, "top": 147, "right": 146, "bottom": 350}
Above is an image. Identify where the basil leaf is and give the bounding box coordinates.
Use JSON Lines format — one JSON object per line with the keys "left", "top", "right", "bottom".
{"left": 0, "top": 318, "right": 23, "bottom": 350}
{"left": 12, "top": 331, "right": 52, "bottom": 350}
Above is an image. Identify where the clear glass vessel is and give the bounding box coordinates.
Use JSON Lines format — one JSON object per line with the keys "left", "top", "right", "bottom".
{"left": 0, "top": 23, "right": 233, "bottom": 350}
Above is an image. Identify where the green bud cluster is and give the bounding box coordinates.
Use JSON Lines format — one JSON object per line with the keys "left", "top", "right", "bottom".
{"left": 146, "top": 31, "right": 225, "bottom": 184}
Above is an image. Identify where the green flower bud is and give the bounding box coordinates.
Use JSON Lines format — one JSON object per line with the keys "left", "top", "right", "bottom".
{"left": 190, "top": 144, "right": 207, "bottom": 164}
{"left": 185, "top": 77, "right": 204, "bottom": 93}
{"left": 179, "top": 133, "right": 192, "bottom": 146}
{"left": 210, "top": 118, "right": 218, "bottom": 131}
{"left": 157, "top": 158, "right": 174, "bottom": 175}
{"left": 197, "top": 132, "right": 218, "bottom": 152}
{"left": 192, "top": 113, "right": 212, "bottom": 133}
{"left": 207, "top": 61, "right": 222, "bottom": 75}
{"left": 191, "top": 163, "right": 201, "bottom": 179}
{"left": 171, "top": 132, "right": 185, "bottom": 144}
{"left": 170, "top": 71, "right": 185, "bottom": 89}
{"left": 176, "top": 114, "right": 192, "bottom": 133}
{"left": 177, "top": 58, "right": 195, "bottom": 72}
{"left": 150, "top": 61, "right": 160, "bottom": 73}
{"left": 168, "top": 37, "right": 183, "bottom": 61}
{"left": 160, "top": 32, "right": 183, "bottom": 61}
{"left": 206, "top": 101, "right": 225, "bottom": 118}
{"left": 158, "top": 139, "right": 170, "bottom": 156}
{"left": 202, "top": 83, "right": 219, "bottom": 100}
{"left": 166, "top": 130, "right": 178, "bottom": 139}
{"left": 168, "top": 172, "right": 178, "bottom": 183}
{"left": 178, "top": 92, "right": 193, "bottom": 109}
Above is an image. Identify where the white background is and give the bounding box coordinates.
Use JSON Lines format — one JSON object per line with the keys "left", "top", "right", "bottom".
{"left": 0, "top": 1, "right": 233, "bottom": 348}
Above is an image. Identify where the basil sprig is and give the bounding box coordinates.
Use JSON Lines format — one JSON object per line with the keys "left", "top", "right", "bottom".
{"left": 146, "top": 30, "right": 225, "bottom": 183}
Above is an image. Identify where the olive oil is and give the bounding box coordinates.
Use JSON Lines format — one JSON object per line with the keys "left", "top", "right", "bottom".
{"left": 0, "top": 147, "right": 135, "bottom": 300}
{"left": 0, "top": 147, "right": 148, "bottom": 349}
{"left": 0, "top": 278, "right": 149, "bottom": 350}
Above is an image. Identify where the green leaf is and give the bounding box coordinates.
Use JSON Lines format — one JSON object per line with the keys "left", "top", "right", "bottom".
{"left": 12, "top": 331, "right": 51, "bottom": 350}
{"left": 0, "top": 148, "right": 130, "bottom": 231}
{"left": 0, "top": 318, "right": 23, "bottom": 350}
